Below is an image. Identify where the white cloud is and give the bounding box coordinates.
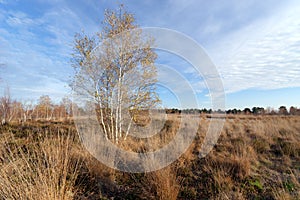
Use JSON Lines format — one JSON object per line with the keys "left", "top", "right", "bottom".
{"left": 209, "top": 1, "right": 300, "bottom": 93}
{"left": 0, "top": 4, "right": 84, "bottom": 100}
{"left": 5, "top": 11, "right": 36, "bottom": 27}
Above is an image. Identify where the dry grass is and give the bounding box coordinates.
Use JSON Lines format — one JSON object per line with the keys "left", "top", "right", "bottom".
{"left": 0, "top": 128, "right": 82, "bottom": 200}
{"left": 145, "top": 165, "right": 182, "bottom": 200}
{"left": 0, "top": 115, "right": 299, "bottom": 199}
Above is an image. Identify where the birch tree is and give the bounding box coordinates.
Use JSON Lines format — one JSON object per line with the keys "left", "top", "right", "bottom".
{"left": 21, "top": 100, "right": 35, "bottom": 122}
{"left": 0, "top": 87, "right": 15, "bottom": 125}
{"left": 71, "top": 5, "right": 160, "bottom": 143}
{"left": 37, "top": 95, "right": 53, "bottom": 121}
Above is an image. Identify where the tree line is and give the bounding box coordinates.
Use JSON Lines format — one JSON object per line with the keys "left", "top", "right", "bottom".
{"left": 164, "top": 106, "right": 300, "bottom": 115}
{"left": 1, "top": 91, "right": 299, "bottom": 125}
{"left": 0, "top": 90, "right": 73, "bottom": 125}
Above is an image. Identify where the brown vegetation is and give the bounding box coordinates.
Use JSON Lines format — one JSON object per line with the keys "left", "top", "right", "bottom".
{"left": 0, "top": 115, "right": 299, "bottom": 199}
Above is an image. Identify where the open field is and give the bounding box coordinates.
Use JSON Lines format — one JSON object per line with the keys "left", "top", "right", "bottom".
{"left": 0, "top": 115, "right": 300, "bottom": 199}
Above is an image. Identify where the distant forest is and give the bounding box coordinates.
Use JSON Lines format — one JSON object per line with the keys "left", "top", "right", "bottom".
{"left": 1, "top": 93, "right": 300, "bottom": 125}
{"left": 167, "top": 106, "right": 300, "bottom": 115}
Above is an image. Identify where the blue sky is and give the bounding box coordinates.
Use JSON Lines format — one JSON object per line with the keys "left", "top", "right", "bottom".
{"left": 0, "top": 0, "right": 300, "bottom": 109}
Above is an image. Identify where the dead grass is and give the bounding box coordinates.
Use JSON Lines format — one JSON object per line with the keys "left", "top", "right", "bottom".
{"left": 0, "top": 128, "right": 82, "bottom": 200}
{"left": 145, "top": 165, "right": 182, "bottom": 200}
{"left": 0, "top": 115, "right": 299, "bottom": 199}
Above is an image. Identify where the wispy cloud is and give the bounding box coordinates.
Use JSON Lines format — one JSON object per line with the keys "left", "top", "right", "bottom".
{"left": 123, "top": 0, "right": 299, "bottom": 95}
{"left": 211, "top": 1, "right": 300, "bottom": 93}
{"left": 0, "top": 1, "right": 99, "bottom": 101}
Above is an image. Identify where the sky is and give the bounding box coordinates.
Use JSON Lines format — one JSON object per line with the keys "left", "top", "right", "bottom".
{"left": 0, "top": 0, "right": 300, "bottom": 109}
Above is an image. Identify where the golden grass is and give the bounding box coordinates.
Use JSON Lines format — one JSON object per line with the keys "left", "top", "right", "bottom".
{"left": 0, "top": 128, "right": 82, "bottom": 200}
{"left": 145, "top": 165, "right": 182, "bottom": 200}
{"left": 0, "top": 115, "right": 299, "bottom": 199}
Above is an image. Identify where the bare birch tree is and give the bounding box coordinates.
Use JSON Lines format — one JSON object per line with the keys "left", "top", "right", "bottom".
{"left": 71, "top": 5, "right": 160, "bottom": 143}
{"left": 21, "top": 100, "right": 35, "bottom": 122}
{"left": 37, "top": 95, "right": 53, "bottom": 121}
{"left": 0, "top": 87, "right": 16, "bottom": 125}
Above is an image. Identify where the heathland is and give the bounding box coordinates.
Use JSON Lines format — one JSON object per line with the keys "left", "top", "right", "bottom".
{"left": 0, "top": 114, "right": 299, "bottom": 199}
